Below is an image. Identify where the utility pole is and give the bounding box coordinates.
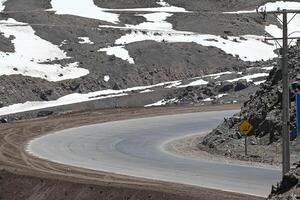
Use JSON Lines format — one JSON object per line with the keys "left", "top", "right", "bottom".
{"left": 281, "top": 10, "right": 290, "bottom": 177}
{"left": 258, "top": 9, "right": 300, "bottom": 177}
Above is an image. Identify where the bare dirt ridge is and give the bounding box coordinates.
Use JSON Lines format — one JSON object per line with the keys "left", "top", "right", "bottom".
{"left": 0, "top": 104, "right": 263, "bottom": 200}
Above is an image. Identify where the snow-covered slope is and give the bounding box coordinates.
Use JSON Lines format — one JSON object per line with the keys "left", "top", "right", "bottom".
{"left": 1, "top": 0, "right": 297, "bottom": 81}
{"left": 0, "top": 19, "right": 89, "bottom": 81}
{"left": 50, "top": 0, "right": 120, "bottom": 24}
{"left": 228, "top": 1, "right": 300, "bottom": 46}
{"left": 0, "top": 0, "right": 89, "bottom": 81}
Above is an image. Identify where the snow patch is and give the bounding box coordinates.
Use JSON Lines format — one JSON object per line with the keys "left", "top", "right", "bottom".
{"left": 104, "top": 75, "right": 110, "bottom": 82}
{"left": 225, "top": 1, "right": 300, "bottom": 13}
{"left": 202, "top": 71, "right": 234, "bottom": 79}
{"left": 216, "top": 93, "right": 228, "bottom": 98}
{"left": 115, "top": 31, "right": 276, "bottom": 61}
{"left": 259, "top": 1, "right": 300, "bottom": 12}
{"left": 78, "top": 37, "right": 94, "bottom": 44}
{"left": 49, "top": 0, "right": 187, "bottom": 24}
{"left": 156, "top": 0, "right": 170, "bottom": 7}
{"left": 140, "top": 89, "right": 154, "bottom": 93}
{"left": 0, "top": 91, "right": 127, "bottom": 116}
{"left": 50, "top": 0, "right": 283, "bottom": 63}
{"left": 128, "top": 12, "right": 174, "bottom": 31}
{"left": 202, "top": 93, "right": 228, "bottom": 102}
{"left": 0, "top": 77, "right": 191, "bottom": 115}
{"left": 144, "top": 98, "right": 178, "bottom": 107}
{"left": 203, "top": 97, "right": 213, "bottom": 102}
{"left": 0, "top": 0, "right": 6, "bottom": 11}
{"left": 0, "top": 18, "right": 89, "bottom": 81}
{"left": 254, "top": 80, "right": 266, "bottom": 85}
{"left": 262, "top": 66, "right": 274, "bottom": 71}
{"left": 122, "top": 80, "right": 180, "bottom": 92}
{"left": 178, "top": 79, "right": 208, "bottom": 87}
{"left": 165, "top": 80, "right": 182, "bottom": 88}
{"left": 49, "top": 0, "right": 296, "bottom": 65}
{"left": 98, "top": 11, "right": 192, "bottom": 33}
{"left": 50, "top": 0, "right": 120, "bottom": 24}
{"left": 99, "top": 46, "right": 135, "bottom": 64}
{"left": 106, "top": 6, "right": 187, "bottom": 13}
{"left": 265, "top": 22, "right": 300, "bottom": 46}
{"left": 227, "top": 73, "right": 269, "bottom": 82}
{"left": 0, "top": 78, "right": 182, "bottom": 115}
{"left": 227, "top": 1, "right": 300, "bottom": 46}
{"left": 59, "top": 39, "right": 68, "bottom": 47}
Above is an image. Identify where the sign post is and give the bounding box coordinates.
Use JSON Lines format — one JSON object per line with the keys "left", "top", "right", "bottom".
{"left": 245, "top": 135, "right": 248, "bottom": 156}
{"left": 239, "top": 120, "right": 253, "bottom": 156}
{"left": 297, "top": 93, "right": 300, "bottom": 136}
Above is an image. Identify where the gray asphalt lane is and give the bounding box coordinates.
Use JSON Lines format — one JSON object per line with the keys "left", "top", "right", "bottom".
{"left": 27, "top": 110, "right": 281, "bottom": 197}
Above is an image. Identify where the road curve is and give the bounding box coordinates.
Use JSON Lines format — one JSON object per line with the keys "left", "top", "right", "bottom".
{"left": 27, "top": 110, "right": 280, "bottom": 197}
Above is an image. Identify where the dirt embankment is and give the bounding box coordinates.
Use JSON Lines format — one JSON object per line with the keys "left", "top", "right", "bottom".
{"left": 0, "top": 104, "right": 263, "bottom": 200}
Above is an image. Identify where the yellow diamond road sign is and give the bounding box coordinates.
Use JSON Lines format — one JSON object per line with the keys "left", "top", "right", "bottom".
{"left": 239, "top": 120, "right": 253, "bottom": 136}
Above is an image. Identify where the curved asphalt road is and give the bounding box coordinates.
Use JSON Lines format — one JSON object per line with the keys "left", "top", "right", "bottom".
{"left": 27, "top": 110, "right": 280, "bottom": 197}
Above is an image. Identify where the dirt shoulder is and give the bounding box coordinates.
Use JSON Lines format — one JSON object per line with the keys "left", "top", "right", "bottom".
{"left": 0, "top": 104, "right": 264, "bottom": 200}
{"left": 164, "top": 134, "right": 280, "bottom": 169}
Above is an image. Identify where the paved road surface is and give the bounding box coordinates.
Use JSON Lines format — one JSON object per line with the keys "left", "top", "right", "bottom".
{"left": 27, "top": 110, "right": 280, "bottom": 197}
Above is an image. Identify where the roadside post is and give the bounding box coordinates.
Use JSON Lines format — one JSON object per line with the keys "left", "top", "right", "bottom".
{"left": 297, "top": 93, "right": 300, "bottom": 136}
{"left": 239, "top": 120, "right": 253, "bottom": 156}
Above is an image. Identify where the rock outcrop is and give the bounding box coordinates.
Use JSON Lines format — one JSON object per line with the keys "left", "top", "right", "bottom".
{"left": 200, "top": 45, "right": 300, "bottom": 165}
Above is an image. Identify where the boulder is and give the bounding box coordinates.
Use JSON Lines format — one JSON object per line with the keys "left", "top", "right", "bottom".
{"left": 37, "top": 110, "right": 54, "bottom": 117}
{"left": 218, "top": 82, "right": 234, "bottom": 93}
{"left": 0, "top": 117, "right": 8, "bottom": 123}
{"left": 234, "top": 80, "right": 248, "bottom": 91}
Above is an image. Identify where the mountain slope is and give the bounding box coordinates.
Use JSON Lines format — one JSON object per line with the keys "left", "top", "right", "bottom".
{"left": 0, "top": 0, "right": 298, "bottom": 118}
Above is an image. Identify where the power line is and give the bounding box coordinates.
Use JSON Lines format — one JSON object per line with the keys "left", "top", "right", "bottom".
{"left": 0, "top": 8, "right": 272, "bottom": 15}
{"left": 0, "top": 21, "right": 103, "bottom": 31}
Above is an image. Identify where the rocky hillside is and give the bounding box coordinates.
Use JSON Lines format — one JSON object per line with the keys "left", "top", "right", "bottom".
{"left": 200, "top": 45, "right": 300, "bottom": 165}
{"left": 157, "top": 59, "right": 275, "bottom": 106}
